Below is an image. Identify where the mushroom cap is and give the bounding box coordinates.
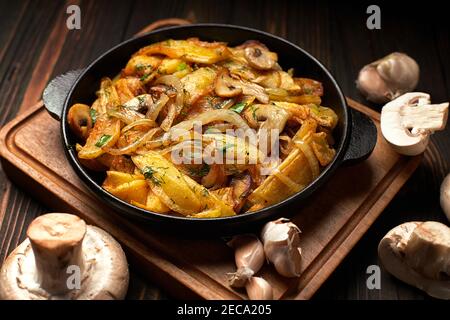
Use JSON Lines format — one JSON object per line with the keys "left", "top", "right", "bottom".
{"left": 441, "top": 173, "right": 450, "bottom": 222}
{"left": 378, "top": 221, "right": 450, "bottom": 300}
{"left": 0, "top": 224, "right": 129, "bottom": 300}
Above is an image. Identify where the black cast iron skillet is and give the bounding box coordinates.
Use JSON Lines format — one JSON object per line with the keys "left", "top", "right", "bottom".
{"left": 43, "top": 24, "right": 377, "bottom": 234}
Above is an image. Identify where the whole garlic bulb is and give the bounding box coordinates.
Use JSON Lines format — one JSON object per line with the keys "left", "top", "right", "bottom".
{"left": 356, "top": 52, "right": 420, "bottom": 104}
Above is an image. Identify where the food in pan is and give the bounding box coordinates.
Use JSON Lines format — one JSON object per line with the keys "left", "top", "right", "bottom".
{"left": 67, "top": 38, "right": 338, "bottom": 218}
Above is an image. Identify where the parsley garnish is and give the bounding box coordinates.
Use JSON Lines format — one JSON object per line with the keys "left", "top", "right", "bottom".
{"left": 95, "top": 134, "right": 112, "bottom": 147}
{"left": 140, "top": 73, "right": 151, "bottom": 82}
{"left": 177, "top": 62, "right": 187, "bottom": 71}
{"left": 90, "top": 109, "right": 97, "bottom": 125}
{"left": 142, "top": 166, "right": 164, "bottom": 186}
{"left": 230, "top": 102, "right": 246, "bottom": 114}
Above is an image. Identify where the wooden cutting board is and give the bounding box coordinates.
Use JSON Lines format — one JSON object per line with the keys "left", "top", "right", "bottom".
{"left": 0, "top": 98, "right": 421, "bottom": 299}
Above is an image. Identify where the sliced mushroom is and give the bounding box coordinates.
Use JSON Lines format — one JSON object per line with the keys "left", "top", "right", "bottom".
{"left": 378, "top": 221, "right": 450, "bottom": 300}
{"left": 67, "top": 103, "right": 93, "bottom": 140}
{"left": 215, "top": 69, "right": 243, "bottom": 97}
{"left": 243, "top": 43, "right": 277, "bottom": 71}
{"left": 381, "top": 92, "right": 449, "bottom": 155}
{"left": 0, "top": 213, "right": 129, "bottom": 300}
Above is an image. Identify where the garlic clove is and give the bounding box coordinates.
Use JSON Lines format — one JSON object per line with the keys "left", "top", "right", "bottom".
{"left": 357, "top": 52, "right": 420, "bottom": 104}
{"left": 261, "top": 218, "right": 302, "bottom": 277}
{"left": 245, "top": 277, "right": 273, "bottom": 300}
{"left": 227, "top": 234, "right": 265, "bottom": 287}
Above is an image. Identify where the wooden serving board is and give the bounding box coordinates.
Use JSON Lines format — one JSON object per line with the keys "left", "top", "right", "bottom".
{"left": 0, "top": 98, "right": 421, "bottom": 299}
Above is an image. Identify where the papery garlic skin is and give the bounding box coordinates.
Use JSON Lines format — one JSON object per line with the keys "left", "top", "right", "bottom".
{"left": 245, "top": 277, "right": 273, "bottom": 300}
{"left": 261, "top": 218, "right": 302, "bottom": 278}
{"left": 227, "top": 234, "right": 265, "bottom": 288}
{"left": 357, "top": 52, "right": 419, "bottom": 104}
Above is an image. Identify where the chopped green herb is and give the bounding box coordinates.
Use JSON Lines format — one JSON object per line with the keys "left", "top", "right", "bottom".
{"left": 137, "top": 95, "right": 146, "bottom": 106}
{"left": 252, "top": 105, "right": 259, "bottom": 120}
{"left": 230, "top": 102, "right": 246, "bottom": 114}
{"left": 201, "top": 188, "right": 209, "bottom": 197}
{"left": 95, "top": 135, "right": 112, "bottom": 148}
{"left": 140, "top": 73, "right": 151, "bottom": 82}
{"left": 177, "top": 62, "right": 187, "bottom": 71}
{"left": 135, "top": 63, "right": 149, "bottom": 72}
{"left": 142, "top": 166, "right": 164, "bottom": 186}
{"left": 89, "top": 109, "right": 97, "bottom": 125}
{"left": 303, "top": 87, "right": 313, "bottom": 94}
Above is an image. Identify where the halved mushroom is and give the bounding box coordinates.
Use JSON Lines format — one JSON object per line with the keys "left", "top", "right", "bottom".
{"left": 67, "top": 103, "right": 93, "bottom": 140}
{"left": 380, "top": 92, "right": 449, "bottom": 155}
{"left": 215, "top": 69, "right": 243, "bottom": 97}
{"left": 243, "top": 43, "right": 277, "bottom": 71}
{"left": 0, "top": 213, "right": 129, "bottom": 300}
{"left": 378, "top": 221, "right": 450, "bottom": 300}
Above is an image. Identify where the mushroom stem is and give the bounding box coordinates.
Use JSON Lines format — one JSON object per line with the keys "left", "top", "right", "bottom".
{"left": 26, "top": 214, "right": 86, "bottom": 295}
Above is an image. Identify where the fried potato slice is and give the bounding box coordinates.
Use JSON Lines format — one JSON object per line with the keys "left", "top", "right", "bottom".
{"left": 95, "top": 78, "right": 121, "bottom": 114}
{"left": 132, "top": 152, "right": 202, "bottom": 215}
{"left": 122, "top": 55, "right": 162, "bottom": 81}
{"left": 104, "top": 179, "right": 148, "bottom": 204}
{"left": 78, "top": 116, "right": 121, "bottom": 159}
{"left": 135, "top": 38, "right": 231, "bottom": 64}
{"left": 103, "top": 171, "right": 142, "bottom": 188}
{"left": 181, "top": 67, "right": 217, "bottom": 106}
{"left": 131, "top": 189, "right": 171, "bottom": 213}
{"left": 114, "top": 77, "right": 145, "bottom": 104}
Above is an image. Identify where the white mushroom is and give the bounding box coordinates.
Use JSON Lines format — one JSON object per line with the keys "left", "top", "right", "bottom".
{"left": 215, "top": 69, "right": 243, "bottom": 97}
{"left": 441, "top": 173, "right": 450, "bottom": 222}
{"left": 227, "top": 234, "right": 265, "bottom": 288}
{"left": 260, "top": 218, "right": 302, "bottom": 277}
{"left": 380, "top": 92, "right": 449, "bottom": 155}
{"left": 0, "top": 213, "right": 129, "bottom": 300}
{"left": 357, "top": 52, "right": 420, "bottom": 103}
{"left": 378, "top": 221, "right": 450, "bottom": 300}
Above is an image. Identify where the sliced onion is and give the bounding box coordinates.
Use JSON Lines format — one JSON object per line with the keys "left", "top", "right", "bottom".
{"left": 170, "top": 109, "right": 251, "bottom": 133}
{"left": 105, "top": 128, "right": 161, "bottom": 155}
{"left": 121, "top": 119, "right": 157, "bottom": 133}
{"left": 146, "top": 93, "right": 169, "bottom": 120}
{"left": 155, "top": 75, "right": 184, "bottom": 130}
{"left": 107, "top": 108, "right": 144, "bottom": 124}
{"left": 294, "top": 140, "right": 320, "bottom": 179}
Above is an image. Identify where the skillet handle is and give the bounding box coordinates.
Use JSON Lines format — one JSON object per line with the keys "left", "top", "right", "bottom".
{"left": 134, "top": 18, "right": 191, "bottom": 37}
{"left": 43, "top": 69, "right": 83, "bottom": 121}
{"left": 342, "top": 108, "right": 378, "bottom": 165}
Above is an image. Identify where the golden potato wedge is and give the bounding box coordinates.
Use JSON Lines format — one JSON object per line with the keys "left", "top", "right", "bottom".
{"left": 104, "top": 179, "right": 148, "bottom": 204}
{"left": 135, "top": 38, "right": 231, "bottom": 64}
{"left": 78, "top": 116, "right": 121, "bottom": 159}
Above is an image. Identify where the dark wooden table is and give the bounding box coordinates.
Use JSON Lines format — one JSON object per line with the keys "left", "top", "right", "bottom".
{"left": 0, "top": 0, "right": 448, "bottom": 300}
